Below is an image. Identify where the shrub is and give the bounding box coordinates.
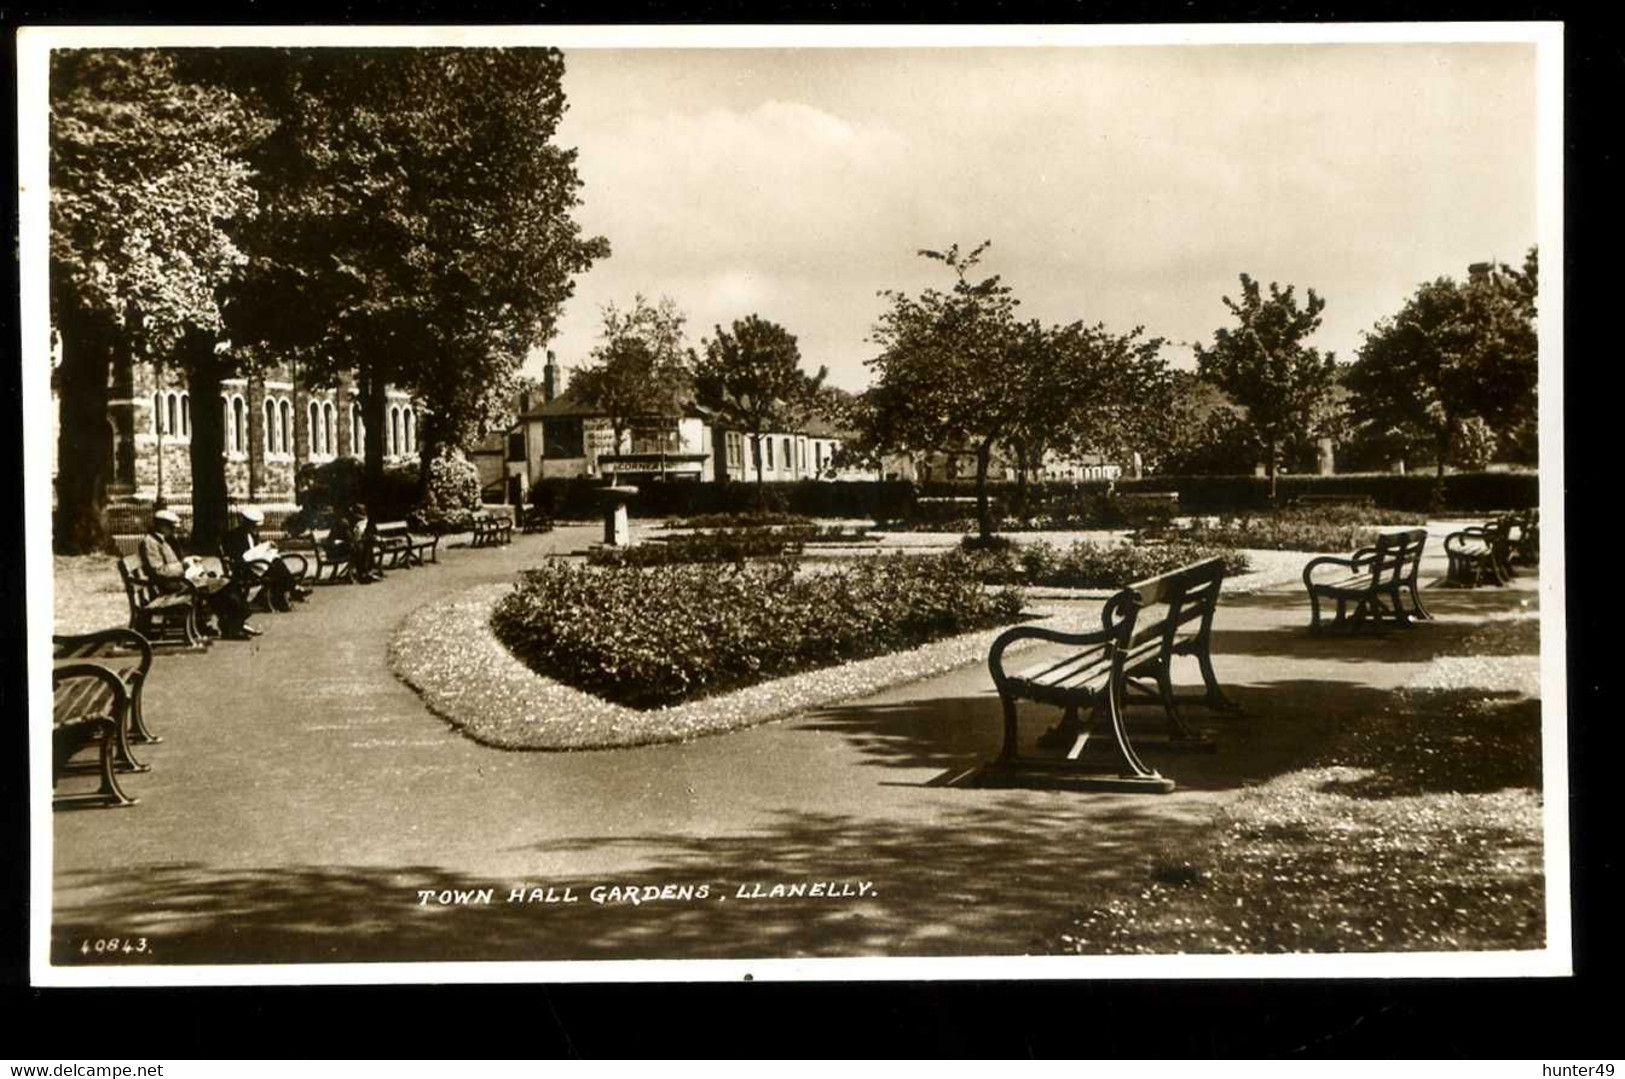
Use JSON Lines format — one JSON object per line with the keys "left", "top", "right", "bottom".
{"left": 296, "top": 456, "right": 419, "bottom": 522}
{"left": 526, "top": 477, "right": 917, "bottom": 521}
{"left": 1164, "top": 506, "right": 1426, "bottom": 552}
{"left": 669, "top": 511, "right": 813, "bottom": 530}
{"left": 588, "top": 529, "right": 804, "bottom": 567}
{"left": 490, "top": 553, "right": 1026, "bottom": 708}
{"left": 413, "top": 449, "right": 482, "bottom": 533}
{"left": 962, "top": 539, "right": 1250, "bottom": 589}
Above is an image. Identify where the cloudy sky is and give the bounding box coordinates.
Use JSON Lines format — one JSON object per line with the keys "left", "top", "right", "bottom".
{"left": 539, "top": 42, "right": 1538, "bottom": 392}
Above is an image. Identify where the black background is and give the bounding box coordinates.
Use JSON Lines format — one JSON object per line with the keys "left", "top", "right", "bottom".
{"left": 0, "top": 0, "right": 1612, "bottom": 1058}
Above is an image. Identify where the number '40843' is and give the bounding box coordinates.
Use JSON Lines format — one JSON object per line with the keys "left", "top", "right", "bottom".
{"left": 79, "top": 937, "right": 149, "bottom": 955}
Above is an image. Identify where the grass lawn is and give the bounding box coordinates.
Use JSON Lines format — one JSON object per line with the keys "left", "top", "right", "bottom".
{"left": 53, "top": 554, "right": 131, "bottom": 636}
{"left": 1054, "top": 616, "right": 1544, "bottom": 954}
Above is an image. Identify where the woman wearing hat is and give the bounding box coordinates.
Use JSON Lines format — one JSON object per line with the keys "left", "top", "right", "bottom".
{"left": 140, "top": 509, "right": 261, "bottom": 639}
{"left": 223, "top": 506, "right": 311, "bottom": 610}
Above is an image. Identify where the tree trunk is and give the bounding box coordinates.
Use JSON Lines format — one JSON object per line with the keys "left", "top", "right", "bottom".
{"left": 1265, "top": 439, "right": 1278, "bottom": 508}
{"left": 1013, "top": 443, "right": 1030, "bottom": 522}
{"left": 975, "top": 439, "right": 995, "bottom": 541}
{"left": 752, "top": 431, "right": 766, "bottom": 511}
{"left": 415, "top": 407, "right": 438, "bottom": 503}
{"left": 185, "top": 330, "right": 230, "bottom": 555}
{"left": 53, "top": 307, "right": 119, "bottom": 554}
{"left": 362, "top": 370, "right": 389, "bottom": 512}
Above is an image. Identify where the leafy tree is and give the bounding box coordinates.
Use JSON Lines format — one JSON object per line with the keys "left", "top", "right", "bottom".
{"left": 1194, "top": 274, "right": 1337, "bottom": 502}
{"left": 50, "top": 49, "right": 265, "bottom": 552}
{"left": 1345, "top": 251, "right": 1538, "bottom": 484}
{"left": 862, "top": 242, "right": 1025, "bottom": 539}
{"left": 570, "top": 295, "right": 695, "bottom": 482}
{"left": 225, "top": 48, "right": 607, "bottom": 509}
{"left": 695, "top": 315, "right": 828, "bottom": 505}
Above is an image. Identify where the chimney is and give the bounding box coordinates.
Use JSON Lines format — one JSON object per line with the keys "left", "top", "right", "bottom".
{"left": 543, "top": 351, "right": 559, "bottom": 404}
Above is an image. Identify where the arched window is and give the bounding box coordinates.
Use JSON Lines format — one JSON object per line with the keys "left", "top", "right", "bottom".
{"left": 322, "top": 402, "right": 335, "bottom": 456}
{"left": 403, "top": 408, "right": 415, "bottom": 454}
{"left": 279, "top": 400, "right": 291, "bottom": 455}
{"left": 264, "top": 400, "right": 277, "bottom": 453}
{"left": 350, "top": 404, "right": 364, "bottom": 456}
{"left": 166, "top": 393, "right": 178, "bottom": 438}
{"left": 232, "top": 396, "right": 246, "bottom": 454}
{"left": 152, "top": 394, "right": 163, "bottom": 435}
{"left": 221, "top": 396, "right": 231, "bottom": 448}
{"left": 390, "top": 407, "right": 401, "bottom": 457}
{"left": 180, "top": 394, "right": 190, "bottom": 436}
{"left": 308, "top": 401, "right": 320, "bottom": 456}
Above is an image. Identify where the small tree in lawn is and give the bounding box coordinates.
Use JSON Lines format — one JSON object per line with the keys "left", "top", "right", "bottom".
{"left": 1345, "top": 250, "right": 1538, "bottom": 494}
{"left": 1194, "top": 274, "right": 1337, "bottom": 505}
{"left": 695, "top": 315, "right": 828, "bottom": 508}
{"left": 571, "top": 295, "right": 694, "bottom": 483}
{"left": 864, "top": 242, "right": 1025, "bottom": 541}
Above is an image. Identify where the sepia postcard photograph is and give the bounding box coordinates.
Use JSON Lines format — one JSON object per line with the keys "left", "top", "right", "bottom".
{"left": 21, "top": 22, "right": 1567, "bottom": 985}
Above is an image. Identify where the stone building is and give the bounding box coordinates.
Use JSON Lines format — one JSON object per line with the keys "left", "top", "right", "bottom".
{"left": 92, "top": 351, "right": 419, "bottom": 507}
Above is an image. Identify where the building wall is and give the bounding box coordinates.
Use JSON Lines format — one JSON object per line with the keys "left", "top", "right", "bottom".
{"left": 109, "top": 353, "right": 418, "bottom": 506}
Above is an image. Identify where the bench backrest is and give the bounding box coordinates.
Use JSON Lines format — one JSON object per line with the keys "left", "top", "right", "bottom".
{"left": 117, "top": 554, "right": 155, "bottom": 610}
{"left": 1105, "top": 556, "right": 1227, "bottom": 664}
{"left": 1364, "top": 528, "right": 1427, "bottom": 585}
{"left": 374, "top": 520, "right": 411, "bottom": 537}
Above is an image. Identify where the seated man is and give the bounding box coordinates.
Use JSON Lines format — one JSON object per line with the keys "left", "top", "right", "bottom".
{"left": 139, "top": 509, "right": 262, "bottom": 640}
{"left": 332, "top": 503, "right": 384, "bottom": 583}
{"left": 223, "top": 506, "right": 311, "bottom": 606}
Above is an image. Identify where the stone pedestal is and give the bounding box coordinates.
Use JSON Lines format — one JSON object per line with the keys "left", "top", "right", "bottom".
{"left": 596, "top": 485, "right": 639, "bottom": 547}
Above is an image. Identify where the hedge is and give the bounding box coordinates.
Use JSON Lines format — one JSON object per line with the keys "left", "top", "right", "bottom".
{"left": 490, "top": 553, "right": 1026, "bottom": 708}
{"left": 962, "top": 539, "right": 1252, "bottom": 589}
{"left": 528, "top": 477, "right": 918, "bottom": 521}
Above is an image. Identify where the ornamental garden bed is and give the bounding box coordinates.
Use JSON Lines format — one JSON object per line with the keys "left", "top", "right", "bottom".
{"left": 491, "top": 552, "right": 1026, "bottom": 710}
{"left": 1149, "top": 506, "right": 1426, "bottom": 553}
{"left": 960, "top": 538, "right": 1251, "bottom": 589}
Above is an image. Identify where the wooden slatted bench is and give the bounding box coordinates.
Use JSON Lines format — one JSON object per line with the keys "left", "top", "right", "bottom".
{"left": 1445, "top": 516, "right": 1517, "bottom": 587}
{"left": 978, "top": 557, "right": 1236, "bottom": 792}
{"left": 1507, "top": 509, "right": 1539, "bottom": 571}
{"left": 369, "top": 521, "right": 417, "bottom": 570}
{"left": 302, "top": 528, "right": 355, "bottom": 583}
{"left": 53, "top": 663, "right": 140, "bottom": 808}
{"left": 54, "top": 628, "right": 160, "bottom": 748}
{"left": 1304, "top": 527, "right": 1431, "bottom": 630}
{"left": 470, "top": 512, "right": 514, "bottom": 547}
{"left": 374, "top": 521, "right": 441, "bottom": 566}
{"left": 117, "top": 555, "right": 207, "bottom": 648}
{"left": 520, "top": 507, "right": 555, "bottom": 534}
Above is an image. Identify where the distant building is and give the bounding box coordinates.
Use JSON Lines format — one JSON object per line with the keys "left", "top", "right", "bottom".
{"left": 500, "top": 355, "right": 865, "bottom": 491}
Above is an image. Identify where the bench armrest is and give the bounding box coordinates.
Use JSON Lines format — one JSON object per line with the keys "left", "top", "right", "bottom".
{"left": 988, "top": 619, "right": 1129, "bottom": 687}
{"left": 1302, "top": 554, "right": 1362, "bottom": 587}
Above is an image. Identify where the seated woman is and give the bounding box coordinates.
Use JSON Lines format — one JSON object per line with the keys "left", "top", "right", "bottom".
{"left": 223, "top": 506, "right": 312, "bottom": 608}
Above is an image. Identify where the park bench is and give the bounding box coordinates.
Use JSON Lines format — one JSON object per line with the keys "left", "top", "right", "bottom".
{"left": 470, "top": 512, "right": 514, "bottom": 547}
{"left": 54, "top": 627, "right": 160, "bottom": 748}
{"left": 369, "top": 521, "right": 418, "bottom": 570}
{"left": 1444, "top": 516, "right": 1516, "bottom": 587}
{"left": 117, "top": 555, "right": 207, "bottom": 648}
{"left": 520, "top": 506, "right": 555, "bottom": 534}
{"left": 980, "top": 557, "right": 1236, "bottom": 792}
{"left": 53, "top": 662, "right": 140, "bottom": 808}
{"left": 301, "top": 528, "right": 355, "bottom": 583}
{"left": 380, "top": 521, "right": 441, "bottom": 566}
{"left": 1303, "top": 527, "right": 1431, "bottom": 631}
{"left": 1507, "top": 508, "right": 1540, "bottom": 571}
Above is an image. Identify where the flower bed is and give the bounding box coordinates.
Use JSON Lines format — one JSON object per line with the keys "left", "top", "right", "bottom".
{"left": 961, "top": 538, "right": 1251, "bottom": 589}
{"left": 1159, "top": 507, "right": 1425, "bottom": 553}
{"left": 588, "top": 530, "right": 805, "bottom": 566}
{"left": 491, "top": 553, "right": 1026, "bottom": 709}
{"left": 666, "top": 511, "right": 813, "bottom": 529}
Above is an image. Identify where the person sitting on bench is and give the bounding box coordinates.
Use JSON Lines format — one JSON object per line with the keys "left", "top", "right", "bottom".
{"left": 338, "top": 503, "right": 384, "bottom": 583}
{"left": 223, "top": 506, "right": 312, "bottom": 606}
{"left": 139, "top": 509, "right": 262, "bottom": 640}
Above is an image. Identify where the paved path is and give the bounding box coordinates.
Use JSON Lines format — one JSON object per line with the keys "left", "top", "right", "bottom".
{"left": 50, "top": 529, "right": 1538, "bottom": 966}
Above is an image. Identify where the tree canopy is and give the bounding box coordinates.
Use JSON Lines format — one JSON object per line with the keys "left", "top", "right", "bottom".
{"left": 1194, "top": 273, "right": 1337, "bottom": 499}
{"left": 695, "top": 314, "right": 827, "bottom": 499}
{"left": 570, "top": 295, "right": 695, "bottom": 478}
{"left": 1345, "top": 250, "right": 1538, "bottom": 478}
